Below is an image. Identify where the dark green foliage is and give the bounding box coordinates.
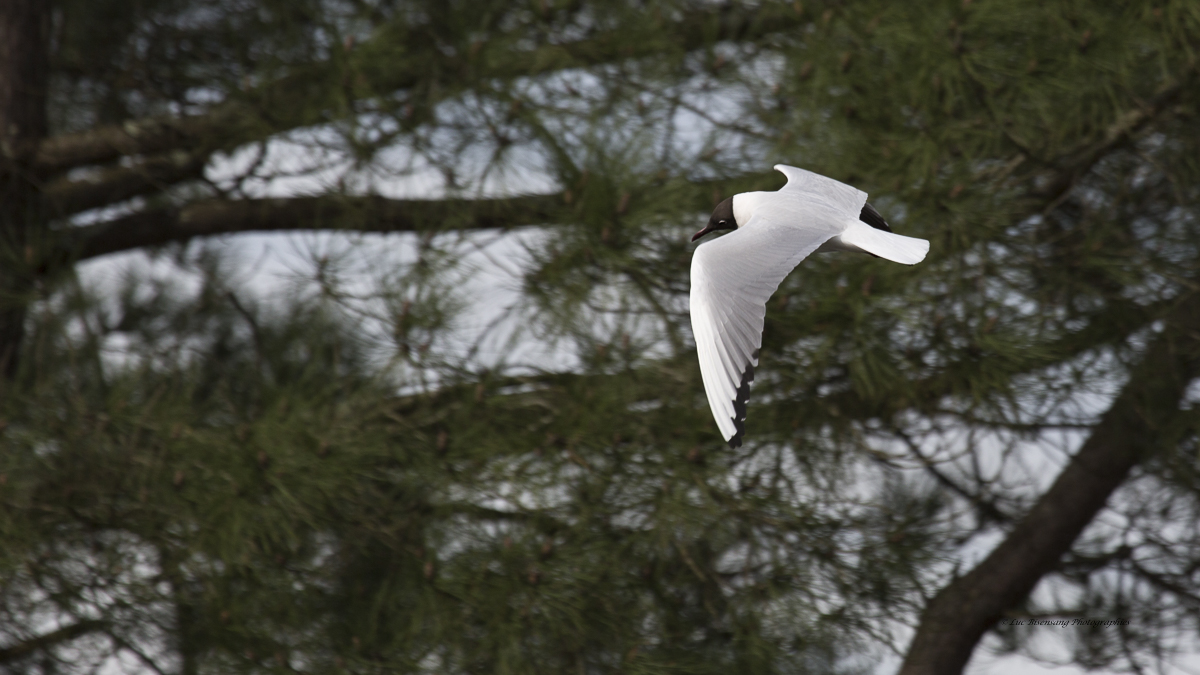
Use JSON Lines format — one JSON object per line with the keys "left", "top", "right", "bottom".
{"left": 2, "top": 1, "right": 1200, "bottom": 673}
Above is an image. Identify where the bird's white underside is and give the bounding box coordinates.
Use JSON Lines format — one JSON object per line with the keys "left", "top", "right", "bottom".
{"left": 689, "top": 165, "right": 930, "bottom": 444}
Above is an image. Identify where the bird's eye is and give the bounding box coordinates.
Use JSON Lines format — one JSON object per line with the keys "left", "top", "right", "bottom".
{"left": 719, "top": 220, "right": 726, "bottom": 226}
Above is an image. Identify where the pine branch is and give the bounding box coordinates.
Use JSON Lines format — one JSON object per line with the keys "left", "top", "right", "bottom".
{"left": 65, "top": 171, "right": 773, "bottom": 261}
{"left": 1031, "top": 68, "right": 1195, "bottom": 209}
{"left": 32, "top": 4, "right": 805, "bottom": 176}
{"left": 0, "top": 620, "right": 108, "bottom": 665}
{"left": 391, "top": 289, "right": 1172, "bottom": 456}
{"left": 898, "top": 288, "right": 1200, "bottom": 675}
{"left": 43, "top": 151, "right": 207, "bottom": 217}
{"left": 66, "top": 193, "right": 566, "bottom": 260}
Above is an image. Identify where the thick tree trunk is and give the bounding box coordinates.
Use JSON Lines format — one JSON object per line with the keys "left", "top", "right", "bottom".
{"left": 0, "top": 0, "right": 49, "bottom": 379}
{"left": 899, "top": 290, "right": 1200, "bottom": 675}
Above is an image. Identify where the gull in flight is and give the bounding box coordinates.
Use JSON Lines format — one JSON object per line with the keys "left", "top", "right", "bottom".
{"left": 690, "top": 164, "right": 929, "bottom": 447}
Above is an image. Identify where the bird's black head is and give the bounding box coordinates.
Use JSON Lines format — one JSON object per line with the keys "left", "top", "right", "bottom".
{"left": 691, "top": 197, "right": 738, "bottom": 242}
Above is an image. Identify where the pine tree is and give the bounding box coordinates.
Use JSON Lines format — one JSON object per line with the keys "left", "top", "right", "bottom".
{"left": 1, "top": 1, "right": 1198, "bottom": 674}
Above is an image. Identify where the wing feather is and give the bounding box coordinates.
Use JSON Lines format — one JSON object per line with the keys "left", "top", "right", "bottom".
{"left": 773, "top": 164, "right": 867, "bottom": 217}
{"left": 690, "top": 214, "right": 840, "bottom": 446}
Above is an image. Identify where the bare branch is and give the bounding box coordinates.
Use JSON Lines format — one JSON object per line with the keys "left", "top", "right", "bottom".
{"left": 893, "top": 428, "right": 1012, "bottom": 525}
{"left": 0, "top": 620, "right": 108, "bottom": 665}
{"left": 64, "top": 169, "right": 775, "bottom": 261}
{"left": 898, "top": 288, "right": 1200, "bottom": 675}
{"left": 68, "top": 193, "right": 568, "bottom": 260}
{"left": 35, "top": 109, "right": 241, "bottom": 176}
{"left": 43, "top": 151, "right": 207, "bottom": 217}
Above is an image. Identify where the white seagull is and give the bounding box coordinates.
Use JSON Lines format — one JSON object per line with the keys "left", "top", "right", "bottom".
{"left": 690, "top": 164, "right": 930, "bottom": 447}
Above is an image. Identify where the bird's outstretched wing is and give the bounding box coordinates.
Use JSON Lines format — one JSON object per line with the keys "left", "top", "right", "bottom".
{"left": 690, "top": 212, "right": 841, "bottom": 447}
{"left": 777, "top": 163, "right": 929, "bottom": 264}
{"left": 773, "top": 164, "right": 867, "bottom": 218}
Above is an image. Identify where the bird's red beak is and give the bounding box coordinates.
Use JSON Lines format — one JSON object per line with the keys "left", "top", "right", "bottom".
{"left": 691, "top": 225, "right": 715, "bottom": 242}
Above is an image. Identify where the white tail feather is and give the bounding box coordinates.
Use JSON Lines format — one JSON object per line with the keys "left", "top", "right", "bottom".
{"left": 835, "top": 220, "right": 929, "bottom": 265}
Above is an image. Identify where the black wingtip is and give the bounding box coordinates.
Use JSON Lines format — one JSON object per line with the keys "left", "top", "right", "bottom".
{"left": 726, "top": 350, "right": 758, "bottom": 448}
{"left": 859, "top": 202, "right": 892, "bottom": 232}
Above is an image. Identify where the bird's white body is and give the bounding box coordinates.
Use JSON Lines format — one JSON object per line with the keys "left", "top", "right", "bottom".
{"left": 690, "top": 165, "right": 929, "bottom": 446}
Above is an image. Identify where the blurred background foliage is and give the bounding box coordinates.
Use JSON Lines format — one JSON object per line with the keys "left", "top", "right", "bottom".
{"left": 1, "top": 1, "right": 1199, "bottom": 673}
